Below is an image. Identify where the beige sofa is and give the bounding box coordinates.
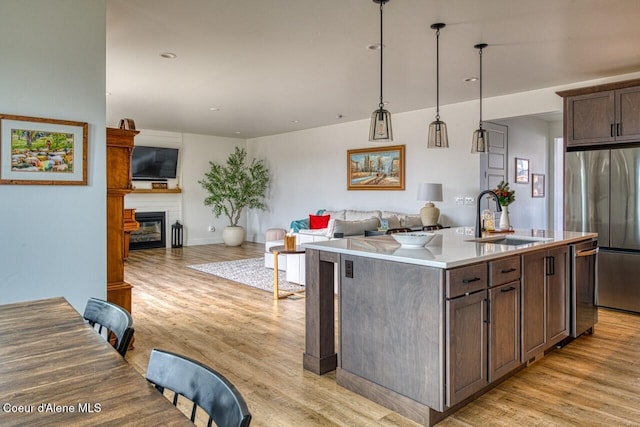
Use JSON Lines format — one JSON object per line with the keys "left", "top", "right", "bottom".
{"left": 264, "top": 209, "right": 422, "bottom": 286}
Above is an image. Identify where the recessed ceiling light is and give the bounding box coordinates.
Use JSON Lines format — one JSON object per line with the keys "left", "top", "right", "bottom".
{"left": 106, "top": 92, "right": 112, "bottom": 96}
{"left": 366, "top": 43, "right": 385, "bottom": 50}
{"left": 209, "top": 107, "right": 220, "bottom": 111}
{"left": 291, "top": 120, "right": 300, "bottom": 124}
{"left": 160, "top": 52, "right": 177, "bottom": 59}
{"left": 336, "top": 114, "right": 344, "bottom": 119}
{"left": 464, "top": 77, "right": 479, "bottom": 82}
{"left": 235, "top": 131, "right": 241, "bottom": 134}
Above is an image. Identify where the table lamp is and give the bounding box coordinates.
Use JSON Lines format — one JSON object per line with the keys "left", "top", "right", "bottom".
{"left": 417, "top": 183, "right": 443, "bottom": 226}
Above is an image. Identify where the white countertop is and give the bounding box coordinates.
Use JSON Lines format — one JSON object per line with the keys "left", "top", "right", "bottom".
{"left": 302, "top": 228, "right": 597, "bottom": 268}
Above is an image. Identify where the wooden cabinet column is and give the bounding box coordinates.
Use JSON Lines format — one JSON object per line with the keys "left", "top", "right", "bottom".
{"left": 106, "top": 128, "right": 139, "bottom": 314}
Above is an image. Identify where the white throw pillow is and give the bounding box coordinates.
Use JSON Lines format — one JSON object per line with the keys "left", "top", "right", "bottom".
{"left": 345, "top": 210, "right": 382, "bottom": 221}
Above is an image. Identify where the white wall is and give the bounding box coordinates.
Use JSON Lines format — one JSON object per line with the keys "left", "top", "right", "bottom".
{"left": 0, "top": 0, "right": 106, "bottom": 312}
{"left": 182, "top": 133, "right": 246, "bottom": 245}
{"left": 493, "top": 116, "right": 550, "bottom": 230}
{"left": 246, "top": 71, "right": 640, "bottom": 243}
{"left": 124, "top": 129, "right": 246, "bottom": 247}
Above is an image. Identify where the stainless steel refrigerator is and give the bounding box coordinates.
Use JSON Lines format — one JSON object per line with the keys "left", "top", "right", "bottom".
{"left": 565, "top": 147, "right": 640, "bottom": 313}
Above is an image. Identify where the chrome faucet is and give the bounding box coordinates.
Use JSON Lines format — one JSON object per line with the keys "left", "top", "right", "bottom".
{"left": 475, "top": 190, "right": 502, "bottom": 237}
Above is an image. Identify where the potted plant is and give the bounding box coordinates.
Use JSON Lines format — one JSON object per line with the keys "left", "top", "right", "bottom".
{"left": 199, "top": 147, "right": 269, "bottom": 246}
{"left": 493, "top": 180, "right": 515, "bottom": 230}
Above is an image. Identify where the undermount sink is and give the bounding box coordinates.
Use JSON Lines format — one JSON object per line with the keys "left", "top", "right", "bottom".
{"left": 466, "top": 235, "right": 553, "bottom": 246}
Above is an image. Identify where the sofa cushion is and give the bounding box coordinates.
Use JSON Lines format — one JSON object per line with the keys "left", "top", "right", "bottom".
{"left": 332, "top": 217, "right": 380, "bottom": 237}
{"left": 401, "top": 214, "right": 423, "bottom": 229}
{"left": 382, "top": 214, "right": 402, "bottom": 229}
{"left": 344, "top": 209, "right": 381, "bottom": 221}
{"left": 320, "top": 209, "right": 346, "bottom": 220}
{"left": 309, "top": 214, "right": 330, "bottom": 229}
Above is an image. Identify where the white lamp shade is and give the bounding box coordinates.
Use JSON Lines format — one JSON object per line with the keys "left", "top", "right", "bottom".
{"left": 417, "top": 183, "right": 443, "bottom": 202}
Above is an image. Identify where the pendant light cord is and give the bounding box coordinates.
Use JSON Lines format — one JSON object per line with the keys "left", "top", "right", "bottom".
{"left": 479, "top": 46, "right": 483, "bottom": 129}
{"left": 435, "top": 27, "right": 440, "bottom": 120}
{"left": 379, "top": 1, "right": 384, "bottom": 111}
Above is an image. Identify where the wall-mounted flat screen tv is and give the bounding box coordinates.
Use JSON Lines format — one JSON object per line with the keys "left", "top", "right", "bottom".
{"left": 131, "top": 146, "right": 179, "bottom": 181}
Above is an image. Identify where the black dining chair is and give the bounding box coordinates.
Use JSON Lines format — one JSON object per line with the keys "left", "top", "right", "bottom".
{"left": 83, "top": 297, "right": 134, "bottom": 357}
{"left": 146, "top": 349, "right": 251, "bottom": 427}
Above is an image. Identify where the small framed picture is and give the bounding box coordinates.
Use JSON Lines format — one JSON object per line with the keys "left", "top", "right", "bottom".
{"left": 515, "top": 158, "right": 529, "bottom": 184}
{"left": 532, "top": 173, "right": 545, "bottom": 197}
{"left": 0, "top": 114, "right": 88, "bottom": 185}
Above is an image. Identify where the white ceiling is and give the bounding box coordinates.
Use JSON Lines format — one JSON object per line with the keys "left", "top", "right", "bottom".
{"left": 106, "top": 0, "right": 640, "bottom": 139}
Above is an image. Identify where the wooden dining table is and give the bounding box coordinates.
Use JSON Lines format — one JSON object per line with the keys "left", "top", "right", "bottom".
{"left": 0, "top": 297, "right": 191, "bottom": 426}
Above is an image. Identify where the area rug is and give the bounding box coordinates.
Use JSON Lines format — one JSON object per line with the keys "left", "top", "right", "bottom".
{"left": 187, "top": 257, "right": 305, "bottom": 294}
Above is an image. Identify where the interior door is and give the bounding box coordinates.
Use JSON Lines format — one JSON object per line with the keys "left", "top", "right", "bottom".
{"left": 480, "top": 122, "right": 509, "bottom": 208}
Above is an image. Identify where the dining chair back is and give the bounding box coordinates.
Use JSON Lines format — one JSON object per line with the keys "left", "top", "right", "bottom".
{"left": 83, "top": 297, "right": 134, "bottom": 357}
{"left": 386, "top": 227, "right": 413, "bottom": 234}
{"left": 146, "top": 349, "right": 251, "bottom": 427}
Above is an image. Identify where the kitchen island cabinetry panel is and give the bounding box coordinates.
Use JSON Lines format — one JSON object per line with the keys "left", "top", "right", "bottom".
{"left": 340, "top": 255, "right": 445, "bottom": 411}
{"left": 304, "top": 229, "right": 595, "bottom": 426}
{"left": 521, "top": 246, "right": 569, "bottom": 362}
{"left": 489, "top": 280, "right": 520, "bottom": 381}
{"left": 446, "top": 289, "right": 487, "bottom": 407}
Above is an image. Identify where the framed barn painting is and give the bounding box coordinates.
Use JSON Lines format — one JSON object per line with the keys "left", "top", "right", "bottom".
{"left": 0, "top": 114, "right": 88, "bottom": 185}
{"left": 347, "top": 144, "right": 405, "bottom": 190}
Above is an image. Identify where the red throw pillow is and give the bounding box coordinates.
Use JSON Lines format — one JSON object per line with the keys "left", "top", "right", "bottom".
{"left": 309, "top": 214, "right": 330, "bottom": 229}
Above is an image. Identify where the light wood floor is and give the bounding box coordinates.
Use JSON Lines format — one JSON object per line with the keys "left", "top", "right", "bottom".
{"left": 125, "top": 243, "right": 640, "bottom": 426}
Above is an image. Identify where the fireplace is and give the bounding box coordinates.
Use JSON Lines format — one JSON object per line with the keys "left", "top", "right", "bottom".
{"left": 130, "top": 211, "right": 166, "bottom": 250}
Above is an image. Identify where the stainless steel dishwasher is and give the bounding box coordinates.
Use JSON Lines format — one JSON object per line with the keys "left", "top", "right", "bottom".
{"left": 570, "top": 239, "right": 599, "bottom": 337}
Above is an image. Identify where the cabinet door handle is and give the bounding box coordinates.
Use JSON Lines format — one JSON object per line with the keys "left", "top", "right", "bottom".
{"left": 617, "top": 123, "right": 621, "bottom": 136}
{"left": 501, "top": 268, "right": 516, "bottom": 273}
{"left": 463, "top": 277, "right": 481, "bottom": 283}
{"left": 485, "top": 299, "right": 490, "bottom": 324}
{"left": 500, "top": 286, "right": 516, "bottom": 293}
{"left": 611, "top": 123, "right": 615, "bottom": 137}
{"left": 545, "top": 255, "right": 555, "bottom": 276}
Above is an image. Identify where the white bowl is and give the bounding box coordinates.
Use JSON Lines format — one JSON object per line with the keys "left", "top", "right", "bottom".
{"left": 390, "top": 232, "right": 436, "bottom": 248}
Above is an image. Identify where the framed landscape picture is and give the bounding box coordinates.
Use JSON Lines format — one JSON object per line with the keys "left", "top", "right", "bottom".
{"left": 347, "top": 144, "right": 405, "bottom": 190}
{"left": 532, "top": 173, "right": 545, "bottom": 197}
{"left": 515, "top": 157, "right": 529, "bottom": 184}
{"left": 0, "top": 114, "right": 88, "bottom": 185}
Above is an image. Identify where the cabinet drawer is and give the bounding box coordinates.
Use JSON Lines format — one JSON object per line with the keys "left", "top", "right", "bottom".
{"left": 446, "top": 263, "right": 487, "bottom": 298}
{"left": 489, "top": 256, "right": 521, "bottom": 287}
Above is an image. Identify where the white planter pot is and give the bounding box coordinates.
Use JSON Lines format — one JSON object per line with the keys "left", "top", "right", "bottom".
{"left": 222, "top": 226, "right": 245, "bottom": 246}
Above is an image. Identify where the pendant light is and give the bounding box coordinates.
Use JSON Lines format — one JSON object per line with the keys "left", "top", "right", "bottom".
{"left": 369, "top": 0, "right": 393, "bottom": 142}
{"left": 427, "top": 23, "right": 448, "bottom": 148}
{"left": 471, "top": 43, "right": 489, "bottom": 153}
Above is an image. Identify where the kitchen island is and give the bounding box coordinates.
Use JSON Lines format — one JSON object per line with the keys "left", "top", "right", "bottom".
{"left": 302, "top": 228, "right": 597, "bottom": 426}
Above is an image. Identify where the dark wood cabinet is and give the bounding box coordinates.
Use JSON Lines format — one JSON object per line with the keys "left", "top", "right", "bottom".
{"left": 546, "top": 246, "right": 570, "bottom": 344}
{"left": 488, "top": 256, "right": 521, "bottom": 382}
{"left": 521, "top": 246, "right": 569, "bottom": 362}
{"left": 615, "top": 86, "right": 640, "bottom": 141}
{"left": 446, "top": 288, "right": 488, "bottom": 407}
{"left": 558, "top": 79, "right": 640, "bottom": 147}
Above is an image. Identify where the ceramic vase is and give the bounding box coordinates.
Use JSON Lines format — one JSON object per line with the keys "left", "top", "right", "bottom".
{"left": 222, "top": 225, "right": 245, "bottom": 246}
{"left": 499, "top": 209, "right": 511, "bottom": 230}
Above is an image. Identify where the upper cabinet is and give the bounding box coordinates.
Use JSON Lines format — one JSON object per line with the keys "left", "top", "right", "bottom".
{"left": 558, "top": 79, "right": 640, "bottom": 147}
